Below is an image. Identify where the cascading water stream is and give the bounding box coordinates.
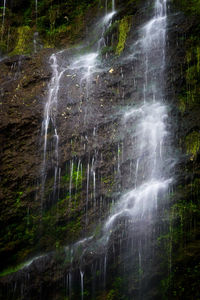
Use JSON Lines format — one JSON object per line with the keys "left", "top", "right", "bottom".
{"left": 104, "top": 0, "right": 169, "bottom": 234}
{"left": 39, "top": 0, "right": 117, "bottom": 211}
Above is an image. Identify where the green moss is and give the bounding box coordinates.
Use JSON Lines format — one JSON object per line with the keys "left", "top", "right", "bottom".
{"left": 116, "top": 16, "right": 132, "bottom": 56}
{"left": 0, "top": 40, "right": 7, "bottom": 54}
{"left": 179, "top": 44, "right": 200, "bottom": 112}
{"left": 41, "top": 192, "right": 83, "bottom": 249}
{"left": 101, "top": 45, "right": 115, "bottom": 56}
{"left": 0, "top": 262, "right": 25, "bottom": 277}
{"left": 185, "top": 131, "right": 200, "bottom": 159}
{"left": 62, "top": 162, "right": 85, "bottom": 191}
{"left": 16, "top": 191, "right": 23, "bottom": 207}
{"left": 104, "top": 20, "right": 118, "bottom": 37}
{"left": 186, "top": 65, "right": 197, "bottom": 85}
{"left": 107, "top": 289, "right": 116, "bottom": 300}
{"left": 186, "top": 50, "right": 192, "bottom": 64}
{"left": 11, "top": 26, "right": 32, "bottom": 55}
{"left": 178, "top": 96, "right": 186, "bottom": 113}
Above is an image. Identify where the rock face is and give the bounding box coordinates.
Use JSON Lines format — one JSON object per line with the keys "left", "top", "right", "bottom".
{"left": 0, "top": 0, "right": 200, "bottom": 299}
{"left": 0, "top": 51, "right": 53, "bottom": 268}
{"left": 163, "top": 4, "right": 200, "bottom": 298}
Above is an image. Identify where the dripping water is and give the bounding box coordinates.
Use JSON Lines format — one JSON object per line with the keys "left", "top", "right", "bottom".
{"left": 80, "top": 270, "right": 84, "bottom": 300}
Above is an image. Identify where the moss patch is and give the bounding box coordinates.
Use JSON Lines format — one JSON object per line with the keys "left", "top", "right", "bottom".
{"left": 178, "top": 45, "right": 200, "bottom": 112}
{"left": 11, "top": 26, "right": 32, "bottom": 55}
{"left": 185, "top": 131, "right": 200, "bottom": 160}
{"left": 0, "top": 261, "right": 27, "bottom": 277}
{"left": 116, "top": 16, "right": 132, "bottom": 56}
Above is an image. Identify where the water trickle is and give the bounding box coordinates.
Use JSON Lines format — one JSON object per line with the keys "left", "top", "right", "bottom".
{"left": 80, "top": 163, "right": 83, "bottom": 189}
{"left": 76, "top": 159, "right": 81, "bottom": 191}
{"left": 135, "top": 158, "right": 139, "bottom": 188}
{"left": 53, "top": 128, "right": 59, "bottom": 196}
{"left": 69, "top": 160, "right": 74, "bottom": 202}
{"left": 103, "top": 254, "right": 107, "bottom": 287}
{"left": 112, "top": 0, "right": 115, "bottom": 12}
{"left": 91, "top": 157, "right": 96, "bottom": 206}
{"left": 58, "top": 167, "right": 61, "bottom": 200}
{"left": 41, "top": 53, "right": 65, "bottom": 205}
{"left": 86, "top": 163, "right": 90, "bottom": 224}
{"left": 117, "top": 143, "right": 120, "bottom": 173}
{"left": 80, "top": 270, "right": 84, "bottom": 300}
{"left": 33, "top": 32, "right": 39, "bottom": 54}
{"left": 120, "top": 67, "right": 123, "bottom": 78}
{"left": 66, "top": 272, "right": 72, "bottom": 298}
{"left": 105, "top": 0, "right": 108, "bottom": 14}
{"left": 35, "top": 0, "right": 38, "bottom": 24}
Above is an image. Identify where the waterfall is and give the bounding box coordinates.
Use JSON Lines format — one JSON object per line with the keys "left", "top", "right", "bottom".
{"left": 104, "top": 0, "right": 170, "bottom": 234}
{"left": 1, "top": 1, "right": 174, "bottom": 299}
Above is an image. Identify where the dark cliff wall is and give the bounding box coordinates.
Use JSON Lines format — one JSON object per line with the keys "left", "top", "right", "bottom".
{"left": 0, "top": 0, "right": 200, "bottom": 299}
{"left": 162, "top": 0, "right": 200, "bottom": 298}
